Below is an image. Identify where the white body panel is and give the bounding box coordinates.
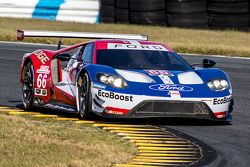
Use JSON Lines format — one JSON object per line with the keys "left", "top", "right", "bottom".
{"left": 91, "top": 87, "right": 231, "bottom": 115}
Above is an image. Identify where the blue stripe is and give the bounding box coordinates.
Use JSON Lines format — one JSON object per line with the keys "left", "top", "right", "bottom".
{"left": 32, "top": 0, "right": 65, "bottom": 20}
{"left": 96, "top": 11, "right": 100, "bottom": 24}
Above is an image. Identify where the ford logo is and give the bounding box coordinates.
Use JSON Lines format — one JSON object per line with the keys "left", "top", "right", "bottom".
{"left": 149, "top": 84, "right": 193, "bottom": 92}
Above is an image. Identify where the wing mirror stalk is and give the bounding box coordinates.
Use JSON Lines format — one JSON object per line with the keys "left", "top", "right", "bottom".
{"left": 191, "top": 59, "right": 216, "bottom": 68}
{"left": 55, "top": 53, "right": 71, "bottom": 61}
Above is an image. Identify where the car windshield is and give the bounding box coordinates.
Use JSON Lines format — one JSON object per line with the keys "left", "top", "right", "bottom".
{"left": 96, "top": 49, "right": 192, "bottom": 71}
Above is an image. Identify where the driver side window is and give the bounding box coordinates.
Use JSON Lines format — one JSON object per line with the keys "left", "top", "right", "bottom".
{"left": 82, "top": 43, "right": 94, "bottom": 63}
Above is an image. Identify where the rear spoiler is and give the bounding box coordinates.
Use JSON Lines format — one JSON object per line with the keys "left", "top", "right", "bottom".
{"left": 17, "top": 30, "right": 148, "bottom": 41}
{"left": 17, "top": 30, "right": 148, "bottom": 49}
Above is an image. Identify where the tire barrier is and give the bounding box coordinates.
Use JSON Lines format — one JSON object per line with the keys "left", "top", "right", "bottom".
{"left": 100, "top": 0, "right": 115, "bottom": 23}
{"left": 0, "top": 106, "right": 204, "bottom": 167}
{"left": 166, "top": 0, "right": 208, "bottom": 29}
{"left": 100, "top": 0, "right": 250, "bottom": 31}
{"left": 208, "top": 0, "right": 250, "bottom": 30}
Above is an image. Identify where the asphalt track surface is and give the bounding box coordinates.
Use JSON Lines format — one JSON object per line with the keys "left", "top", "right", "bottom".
{"left": 0, "top": 41, "right": 250, "bottom": 167}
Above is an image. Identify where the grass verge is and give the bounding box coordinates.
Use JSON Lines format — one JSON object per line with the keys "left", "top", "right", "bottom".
{"left": 0, "top": 17, "right": 250, "bottom": 57}
{"left": 0, "top": 113, "right": 136, "bottom": 167}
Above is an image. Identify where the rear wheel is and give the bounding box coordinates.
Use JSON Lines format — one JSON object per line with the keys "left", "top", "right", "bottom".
{"left": 77, "top": 73, "right": 93, "bottom": 119}
{"left": 21, "top": 61, "right": 34, "bottom": 110}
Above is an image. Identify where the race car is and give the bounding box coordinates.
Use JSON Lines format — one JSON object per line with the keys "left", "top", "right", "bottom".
{"left": 18, "top": 30, "right": 233, "bottom": 121}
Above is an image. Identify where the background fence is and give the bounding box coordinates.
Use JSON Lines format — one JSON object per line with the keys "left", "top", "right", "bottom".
{"left": 0, "top": 0, "right": 249, "bottom": 30}
{"left": 100, "top": 0, "right": 250, "bottom": 31}
{"left": 0, "top": 0, "right": 99, "bottom": 23}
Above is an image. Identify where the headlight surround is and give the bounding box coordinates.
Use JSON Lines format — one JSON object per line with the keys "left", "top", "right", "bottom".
{"left": 207, "top": 79, "right": 229, "bottom": 91}
{"left": 97, "top": 73, "right": 127, "bottom": 88}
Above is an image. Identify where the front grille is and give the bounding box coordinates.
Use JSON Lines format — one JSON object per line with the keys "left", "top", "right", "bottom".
{"left": 131, "top": 100, "right": 211, "bottom": 117}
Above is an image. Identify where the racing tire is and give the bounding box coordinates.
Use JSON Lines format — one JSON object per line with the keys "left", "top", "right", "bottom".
{"left": 116, "top": 0, "right": 129, "bottom": 9}
{"left": 166, "top": 0, "right": 207, "bottom": 14}
{"left": 130, "top": 11, "right": 167, "bottom": 25}
{"left": 130, "top": 0, "right": 166, "bottom": 12}
{"left": 208, "top": 2, "right": 249, "bottom": 14}
{"left": 21, "top": 61, "right": 34, "bottom": 110}
{"left": 100, "top": 5, "right": 115, "bottom": 23}
{"left": 208, "top": 0, "right": 246, "bottom": 2}
{"left": 100, "top": 0, "right": 115, "bottom": 6}
{"left": 167, "top": 13, "right": 208, "bottom": 28}
{"left": 115, "top": 8, "right": 130, "bottom": 23}
{"left": 77, "top": 73, "right": 93, "bottom": 119}
{"left": 208, "top": 14, "right": 250, "bottom": 29}
{"left": 100, "top": 5, "right": 115, "bottom": 18}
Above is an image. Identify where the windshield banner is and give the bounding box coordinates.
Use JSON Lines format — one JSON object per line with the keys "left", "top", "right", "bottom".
{"left": 108, "top": 43, "right": 168, "bottom": 51}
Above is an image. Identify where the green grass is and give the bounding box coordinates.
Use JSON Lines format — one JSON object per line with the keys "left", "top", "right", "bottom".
{"left": 0, "top": 113, "right": 136, "bottom": 167}
{"left": 0, "top": 17, "right": 250, "bottom": 56}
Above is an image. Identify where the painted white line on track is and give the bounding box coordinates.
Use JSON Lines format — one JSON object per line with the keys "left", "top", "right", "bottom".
{"left": 1, "top": 40, "right": 250, "bottom": 60}
{"left": 0, "top": 40, "right": 69, "bottom": 48}
{"left": 180, "top": 53, "right": 250, "bottom": 60}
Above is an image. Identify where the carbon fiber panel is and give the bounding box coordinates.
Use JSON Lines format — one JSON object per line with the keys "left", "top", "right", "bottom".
{"left": 131, "top": 100, "right": 211, "bottom": 117}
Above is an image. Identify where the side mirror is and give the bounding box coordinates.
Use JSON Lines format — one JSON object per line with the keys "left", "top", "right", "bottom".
{"left": 55, "top": 53, "right": 71, "bottom": 61}
{"left": 203, "top": 59, "right": 216, "bottom": 68}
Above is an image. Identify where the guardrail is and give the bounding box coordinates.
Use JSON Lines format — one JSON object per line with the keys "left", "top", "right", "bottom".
{"left": 0, "top": 0, "right": 99, "bottom": 23}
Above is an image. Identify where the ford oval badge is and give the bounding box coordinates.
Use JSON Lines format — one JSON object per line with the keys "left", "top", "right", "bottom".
{"left": 149, "top": 84, "right": 193, "bottom": 92}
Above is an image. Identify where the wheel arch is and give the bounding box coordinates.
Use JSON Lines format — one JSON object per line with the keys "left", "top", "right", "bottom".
{"left": 20, "top": 57, "right": 33, "bottom": 83}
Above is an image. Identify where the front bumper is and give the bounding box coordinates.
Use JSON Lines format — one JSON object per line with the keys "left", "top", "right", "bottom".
{"left": 92, "top": 88, "right": 233, "bottom": 121}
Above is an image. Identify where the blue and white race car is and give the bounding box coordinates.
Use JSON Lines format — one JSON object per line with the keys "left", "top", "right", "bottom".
{"left": 19, "top": 30, "right": 233, "bottom": 122}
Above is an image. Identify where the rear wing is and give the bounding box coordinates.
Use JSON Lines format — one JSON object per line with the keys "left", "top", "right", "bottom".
{"left": 17, "top": 30, "right": 148, "bottom": 41}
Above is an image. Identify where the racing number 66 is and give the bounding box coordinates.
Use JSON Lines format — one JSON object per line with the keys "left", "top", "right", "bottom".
{"left": 37, "top": 74, "right": 47, "bottom": 88}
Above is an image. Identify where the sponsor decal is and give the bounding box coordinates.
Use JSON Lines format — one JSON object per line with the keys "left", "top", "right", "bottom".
{"left": 98, "top": 90, "right": 133, "bottom": 102}
{"left": 34, "top": 50, "right": 49, "bottom": 64}
{"left": 35, "top": 88, "right": 47, "bottom": 96}
{"left": 105, "top": 110, "right": 123, "bottom": 115}
{"left": 213, "top": 96, "right": 231, "bottom": 105}
{"left": 42, "top": 89, "right": 47, "bottom": 96}
{"left": 104, "top": 106, "right": 129, "bottom": 115}
{"left": 108, "top": 43, "right": 168, "bottom": 51}
{"left": 168, "top": 91, "right": 181, "bottom": 98}
{"left": 92, "top": 83, "right": 106, "bottom": 89}
{"left": 145, "top": 70, "right": 173, "bottom": 76}
{"left": 37, "top": 65, "right": 50, "bottom": 74}
{"left": 149, "top": 84, "right": 193, "bottom": 92}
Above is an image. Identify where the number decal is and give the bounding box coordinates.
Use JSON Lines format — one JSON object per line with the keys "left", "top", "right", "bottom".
{"left": 145, "top": 70, "right": 173, "bottom": 76}
{"left": 37, "top": 74, "right": 47, "bottom": 88}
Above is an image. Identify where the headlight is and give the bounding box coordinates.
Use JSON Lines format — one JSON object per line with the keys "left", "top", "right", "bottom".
{"left": 97, "top": 73, "right": 127, "bottom": 88}
{"left": 207, "top": 79, "right": 229, "bottom": 91}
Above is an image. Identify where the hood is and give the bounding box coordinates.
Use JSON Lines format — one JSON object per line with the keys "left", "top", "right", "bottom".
{"left": 116, "top": 69, "right": 204, "bottom": 85}
{"left": 110, "top": 68, "right": 230, "bottom": 98}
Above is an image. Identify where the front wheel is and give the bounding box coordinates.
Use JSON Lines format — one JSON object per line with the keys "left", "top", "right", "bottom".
{"left": 21, "top": 61, "right": 34, "bottom": 110}
{"left": 77, "top": 73, "right": 93, "bottom": 119}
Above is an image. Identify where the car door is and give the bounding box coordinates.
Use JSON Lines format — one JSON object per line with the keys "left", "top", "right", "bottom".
{"left": 68, "top": 42, "right": 95, "bottom": 95}
{"left": 51, "top": 45, "right": 85, "bottom": 105}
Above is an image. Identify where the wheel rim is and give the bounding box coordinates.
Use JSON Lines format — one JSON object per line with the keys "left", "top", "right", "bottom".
{"left": 78, "top": 74, "right": 89, "bottom": 117}
{"left": 22, "top": 63, "right": 34, "bottom": 104}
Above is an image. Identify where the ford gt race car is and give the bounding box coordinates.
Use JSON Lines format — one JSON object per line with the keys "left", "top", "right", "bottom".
{"left": 18, "top": 30, "right": 233, "bottom": 122}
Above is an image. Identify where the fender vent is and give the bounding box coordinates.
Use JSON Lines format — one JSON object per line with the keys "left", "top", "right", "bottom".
{"left": 51, "top": 59, "right": 59, "bottom": 84}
